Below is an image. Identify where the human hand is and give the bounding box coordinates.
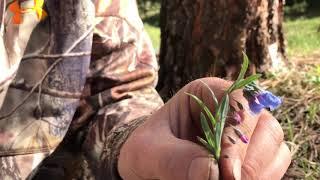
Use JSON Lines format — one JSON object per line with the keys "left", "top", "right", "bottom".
{"left": 118, "top": 78, "right": 291, "bottom": 180}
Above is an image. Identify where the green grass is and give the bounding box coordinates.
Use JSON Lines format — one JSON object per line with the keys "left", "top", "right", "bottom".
{"left": 284, "top": 16, "right": 320, "bottom": 56}
{"left": 142, "top": 9, "right": 320, "bottom": 56}
{"left": 140, "top": 5, "right": 161, "bottom": 52}
{"left": 140, "top": 5, "right": 320, "bottom": 179}
{"left": 144, "top": 23, "right": 161, "bottom": 52}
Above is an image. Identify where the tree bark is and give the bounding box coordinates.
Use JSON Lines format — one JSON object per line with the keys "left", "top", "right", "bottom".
{"left": 157, "top": 0, "right": 286, "bottom": 100}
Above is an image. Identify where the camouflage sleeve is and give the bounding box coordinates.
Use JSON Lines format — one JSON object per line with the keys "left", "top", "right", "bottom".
{"left": 99, "top": 115, "right": 148, "bottom": 179}
{"left": 0, "top": 1, "right": 94, "bottom": 179}
{"left": 0, "top": 1, "right": 48, "bottom": 179}
{"left": 0, "top": 0, "right": 41, "bottom": 107}
{"left": 78, "top": 0, "right": 164, "bottom": 176}
{"left": 29, "top": 0, "right": 163, "bottom": 179}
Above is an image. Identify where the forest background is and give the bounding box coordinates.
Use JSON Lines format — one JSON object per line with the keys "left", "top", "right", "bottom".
{"left": 138, "top": 0, "right": 320, "bottom": 179}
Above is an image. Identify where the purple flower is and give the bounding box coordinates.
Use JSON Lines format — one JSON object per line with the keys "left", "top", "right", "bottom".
{"left": 233, "top": 127, "right": 249, "bottom": 144}
{"left": 240, "top": 135, "right": 249, "bottom": 144}
{"left": 232, "top": 112, "right": 242, "bottom": 124}
{"left": 249, "top": 91, "right": 282, "bottom": 114}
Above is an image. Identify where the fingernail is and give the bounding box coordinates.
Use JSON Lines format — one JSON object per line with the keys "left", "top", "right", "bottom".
{"left": 232, "top": 159, "right": 241, "bottom": 180}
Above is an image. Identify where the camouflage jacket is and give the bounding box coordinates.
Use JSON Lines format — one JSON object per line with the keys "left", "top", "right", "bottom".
{"left": 0, "top": 0, "right": 163, "bottom": 179}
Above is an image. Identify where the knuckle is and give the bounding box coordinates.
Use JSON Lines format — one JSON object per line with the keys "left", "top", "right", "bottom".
{"left": 188, "top": 78, "right": 228, "bottom": 91}
{"left": 242, "top": 159, "right": 260, "bottom": 180}
{"left": 262, "top": 117, "right": 284, "bottom": 144}
{"left": 241, "top": 122, "right": 255, "bottom": 137}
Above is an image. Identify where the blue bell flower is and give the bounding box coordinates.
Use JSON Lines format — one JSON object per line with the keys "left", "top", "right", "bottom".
{"left": 248, "top": 91, "right": 282, "bottom": 114}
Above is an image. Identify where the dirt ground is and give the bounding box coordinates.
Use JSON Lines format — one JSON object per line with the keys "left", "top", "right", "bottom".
{"left": 261, "top": 51, "right": 320, "bottom": 179}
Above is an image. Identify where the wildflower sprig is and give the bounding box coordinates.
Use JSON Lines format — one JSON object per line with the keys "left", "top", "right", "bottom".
{"left": 186, "top": 53, "right": 281, "bottom": 160}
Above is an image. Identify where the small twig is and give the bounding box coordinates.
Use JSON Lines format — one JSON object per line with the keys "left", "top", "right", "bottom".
{"left": 0, "top": 25, "right": 94, "bottom": 120}
{"left": 22, "top": 51, "right": 91, "bottom": 62}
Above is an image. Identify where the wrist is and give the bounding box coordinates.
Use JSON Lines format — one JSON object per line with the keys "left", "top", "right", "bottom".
{"left": 94, "top": 116, "right": 148, "bottom": 179}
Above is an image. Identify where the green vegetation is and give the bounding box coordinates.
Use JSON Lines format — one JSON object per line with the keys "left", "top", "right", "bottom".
{"left": 144, "top": 24, "right": 161, "bottom": 52}
{"left": 285, "top": 16, "right": 320, "bottom": 56}
{"left": 145, "top": 16, "right": 320, "bottom": 56}
{"left": 139, "top": 2, "right": 320, "bottom": 179}
{"left": 141, "top": 4, "right": 320, "bottom": 56}
{"left": 140, "top": 4, "right": 161, "bottom": 52}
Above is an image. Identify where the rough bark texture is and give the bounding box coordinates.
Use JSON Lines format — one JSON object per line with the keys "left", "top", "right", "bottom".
{"left": 157, "top": 0, "right": 286, "bottom": 100}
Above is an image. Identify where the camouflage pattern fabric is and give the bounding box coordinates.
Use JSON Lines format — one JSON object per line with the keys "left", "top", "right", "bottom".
{"left": 0, "top": 0, "right": 163, "bottom": 179}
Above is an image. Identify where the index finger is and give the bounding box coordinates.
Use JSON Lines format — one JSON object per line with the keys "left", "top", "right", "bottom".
{"left": 219, "top": 91, "right": 261, "bottom": 180}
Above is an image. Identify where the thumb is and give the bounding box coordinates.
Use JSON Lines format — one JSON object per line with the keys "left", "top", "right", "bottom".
{"left": 157, "top": 138, "right": 219, "bottom": 180}
{"left": 118, "top": 123, "right": 219, "bottom": 180}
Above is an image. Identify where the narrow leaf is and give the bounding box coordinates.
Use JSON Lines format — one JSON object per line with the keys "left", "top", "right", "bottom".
{"left": 234, "top": 74, "right": 261, "bottom": 89}
{"left": 237, "top": 52, "right": 250, "bottom": 82}
{"left": 215, "top": 94, "right": 230, "bottom": 149}
{"left": 200, "top": 112, "right": 216, "bottom": 149}
{"left": 197, "top": 136, "right": 215, "bottom": 154}
{"left": 227, "top": 52, "right": 250, "bottom": 93}
{"left": 199, "top": 80, "right": 218, "bottom": 108}
{"left": 185, "top": 92, "right": 216, "bottom": 126}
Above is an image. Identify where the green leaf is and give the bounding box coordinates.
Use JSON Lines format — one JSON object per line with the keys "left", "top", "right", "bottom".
{"left": 234, "top": 74, "right": 261, "bottom": 89}
{"left": 197, "top": 136, "right": 215, "bottom": 154}
{"left": 237, "top": 52, "right": 250, "bottom": 82}
{"left": 220, "top": 95, "right": 230, "bottom": 128}
{"left": 185, "top": 92, "right": 216, "bottom": 127}
{"left": 220, "top": 94, "right": 230, "bottom": 124}
{"left": 200, "top": 112, "right": 216, "bottom": 149}
{"left": 215, "top": 94, "right": 230, "bottom": 150}
{"left": 199, "top": 80, "right": 219, "bottom": 108}
{"left": 227, "top": 52, "right": 250, "bottom": 93}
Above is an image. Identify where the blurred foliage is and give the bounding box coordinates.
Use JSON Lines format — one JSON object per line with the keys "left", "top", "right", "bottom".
{"left": 137, "top": 0, "right": 161, "bottom": 51}
{"left": 284, "top": 16, "right": 320, "bottom": 56}
{"left": 285, "top": 0, "right": 320, "bottom": 16}
{"left": 137, "top": 0, "right": 161, "bottom": 17}
{"left": 285, "top": 0, "right": 308, "bottom": 15}
{"left": 138, "top": 0, "right": 320, "bottom": 55}
{"left": 307, "top": 65, "right": 320, "bottom": 86}
{"left": 137, "top": 1, "right": 320, "bottom": 178}
{"left": 144, "top": 24, "right": 161, "bottom": 51}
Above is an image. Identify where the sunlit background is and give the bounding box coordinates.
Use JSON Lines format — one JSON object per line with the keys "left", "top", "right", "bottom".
{"left": 137, "top": 0, "right": 320, "bottom": 179}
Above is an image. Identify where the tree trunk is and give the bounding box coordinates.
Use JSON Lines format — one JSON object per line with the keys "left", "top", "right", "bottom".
{"left": 157, "top": 0, "right": 286, "bottom": 100}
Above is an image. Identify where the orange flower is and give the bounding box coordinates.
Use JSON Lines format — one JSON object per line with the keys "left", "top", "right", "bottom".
{"left": 8, "top": 0, "right": 47, "bottom": 25}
